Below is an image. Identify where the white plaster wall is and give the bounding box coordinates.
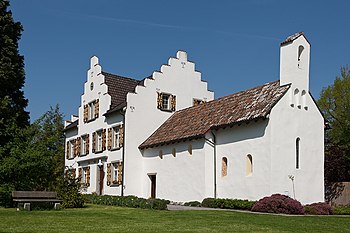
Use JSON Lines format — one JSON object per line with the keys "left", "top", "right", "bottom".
{"left": 142, "top": 140, "right": 207, "bottom": 202}
{"left": 124, "top": 51, "right": 214, "bottom": 197}
{"left": 64, "top": 56, "right": 123, "bottom": 195}
{"left": 269, "top": 89, "right": 324, "bottom": 204}
{"left": 215, "top": 120, "right": 271, "bottom": 201}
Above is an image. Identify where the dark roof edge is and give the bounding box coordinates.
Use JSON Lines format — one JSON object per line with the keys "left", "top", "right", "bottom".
{"left": 139, "top": 135, "right": 205, "bottom": 150}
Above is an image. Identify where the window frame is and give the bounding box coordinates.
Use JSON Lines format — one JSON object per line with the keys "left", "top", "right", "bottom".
{"left": 88, "top": 101, "right": 95, "bottom": 121}
{"left": 96, "top": 130, "right": 103, "bottom": 153}
{"left": 81, "top": 135, "right": 87, "bottom": 156}
{"left": 112, "top": 126, "right": 120, "bottom": 150}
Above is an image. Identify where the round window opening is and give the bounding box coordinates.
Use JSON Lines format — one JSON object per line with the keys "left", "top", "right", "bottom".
{"left": 90, "top": 82, "right": 94, "bottom": 91}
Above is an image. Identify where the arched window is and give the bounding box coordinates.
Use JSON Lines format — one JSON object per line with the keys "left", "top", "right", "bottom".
{"left": 172, "top": 147, "right": 176, "bottom": 157}
{"left": 246, "top": 154, "right": 253, "bottom": 176}
{"left": 296, "top": 138, "right": 300, "bottom": 169}
{"left": 222, "top": 157, "right": 228, "bottom": 177}
{"left": 188, "top": 144, "right": 192, "bottom": 156}
{"left": 298, "top": 45, "right": 304, "bottom": 68}
{"left": 294, "top": 88, "right": 300, "bottom": 108}
{"left": 159, "top": 150, "right": 163, "bottom": 159}
{"left": 301, "top": 90, "right": 307, "bottom": 110}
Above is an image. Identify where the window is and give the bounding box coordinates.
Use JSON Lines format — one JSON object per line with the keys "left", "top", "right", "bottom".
{"left": 298, "top": 45, "right": 304, "bottom": 68}
{"left": 159, "top": 150, "right": 163, "bottom": 159}
{"left": 66, "top": 140, "right": 75, "bottom": 159}
{"left": 79, "top": 167, "right": 90, "bottom": 186}
{"left": 246, "top": 154, "right": 253, "bottom": 176}
{"left": 193, "top": 99, "right": 204, "bottom": 106}
{"left": 107, "top": 161, "right": 123, "bottom": 186}
{"left": 97, "top": 130, "right": 102, "bottom": 152}
{"left": 157, "top": 92, "right": 176, "bottom": 111}
{"left": 112, "top": 126, "right": 120, "bottom": 149}
{"left": 65, "top": 168, "right": 76, "bottom": 179}
{"left": 222, "top": 157, "right": 228, "bottom": 177}
{"left": 172, "top": 148, "right": 176, "bottom": 157}
{"left": 84, "top": 99, "right": 99, "bottom": 123}
{"left": 188, "top": 144, "right": 192, "bottom": 156}
{"left": 294, "top": 88, "right": 300, "bottom": 108}
{"left": 301, "top": 90, "right": 307, "bottom": 110}
{"left": 296, "top": 138, "right": 300, "bottom": 169}
{"left": 81, "top": 135, "right": 87, "bottom": 156}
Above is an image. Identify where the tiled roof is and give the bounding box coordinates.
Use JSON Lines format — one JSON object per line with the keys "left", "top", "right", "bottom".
{"left": 63, "top": 119, "right": 78, "bottom": 132}
{"left": 139, "top": 80, "right": 290, "bottom": 149}
{"left": 103, "top": 72, "right": 144, "bottom": 115}
{"left": 280, "top": 32, "right": 304, "bottom": 46}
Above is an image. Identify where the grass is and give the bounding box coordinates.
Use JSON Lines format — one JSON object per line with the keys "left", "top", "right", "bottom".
{"left": 1, "top": 204, "right": 350, "bottom": 233}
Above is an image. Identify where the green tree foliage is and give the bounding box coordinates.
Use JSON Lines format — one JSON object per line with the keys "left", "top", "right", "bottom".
{"left": 318, "top": 66, "right": 350, "bottom": 148}
{"left": 0, "top": 106, "right": 65, "bottom": 206}
{"left": 0, "top": 0, "right": 29, "bottom": 153}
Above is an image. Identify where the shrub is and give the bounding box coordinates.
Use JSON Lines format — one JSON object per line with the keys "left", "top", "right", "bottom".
{"left": 84, "top": 194, "right": 168, "bottom": 210}
{"left": 184, "top": 201, "right": 201, "bottom": 207}
{"left": 251, "top": 194, "right": 304, "bottom": 215}
{"left": 201, "top": 198, "right": 255, "bottom": 210}
{"left": 304, "top": 202, "right": 333, "bottom": 215}
{"left": 333, "top": 205, "right": 350, "bottom": 215}
{"left": 56, "top": 176, "right": 84, "bottom": 208}
{"left": 0, "top": 184, "right": 15, "bottom": 208}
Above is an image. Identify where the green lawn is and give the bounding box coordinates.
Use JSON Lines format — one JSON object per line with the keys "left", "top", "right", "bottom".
{"left": 1, "top": 204, "right": 349, "bottom": 233}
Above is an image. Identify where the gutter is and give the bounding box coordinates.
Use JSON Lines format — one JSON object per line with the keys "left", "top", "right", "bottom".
{"left": 205, "top": 130, "right": 217, "bottom": 199}
{"left": 120, "top": 107, "right": 127, "bottom": 197}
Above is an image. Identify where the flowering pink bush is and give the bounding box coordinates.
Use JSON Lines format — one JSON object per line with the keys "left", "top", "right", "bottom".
{"left": 251, "top": 194, "right": 304, "bottom": 215}
{"left": 304, "top": 202, "right": 333, "bottom": 215}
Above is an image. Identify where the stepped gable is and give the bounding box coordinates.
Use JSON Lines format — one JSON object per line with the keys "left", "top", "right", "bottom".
{"left": 139, "top": 80, "right": 290, "bottom": 149}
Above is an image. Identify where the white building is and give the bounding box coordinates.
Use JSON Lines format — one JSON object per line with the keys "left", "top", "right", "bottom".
{"left": 64, "top": 32, "right": 324, "bottom": 204}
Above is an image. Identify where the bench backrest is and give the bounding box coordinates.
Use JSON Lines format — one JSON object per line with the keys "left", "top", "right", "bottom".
{"left": 12, "top": 191, "right": 58, "bottom": 199}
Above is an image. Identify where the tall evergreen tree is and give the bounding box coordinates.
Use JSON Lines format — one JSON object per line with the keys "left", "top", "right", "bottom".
{"left": 0, "top": 0, "right": 29, "bottom": 151}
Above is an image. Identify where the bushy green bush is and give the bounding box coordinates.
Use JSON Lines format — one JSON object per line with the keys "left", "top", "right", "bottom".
{"left": 304, "top": 202, "right": 333, "bottom": 215}
{"left": 84, "top": 194, "right": 168, "bottom": 210}
{"left": 201, "top": 197, "right": 255, "bottom": 210}
{"left": 333, "top": 205, "right": 350, "bottom": 215}
{"left": 184, "top": 201, "right": 201, "bottom": 207}
{"left": 56, "top": 176, "right": 84, "bottom": 208}
{"left": 0, "top": 184, "right": 15, "bottom": 208}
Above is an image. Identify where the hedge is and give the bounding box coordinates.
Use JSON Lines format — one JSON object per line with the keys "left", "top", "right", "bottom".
{"left": 201, "top": 198, "right": 255, "bottom": 210}
{"left": 84, "top": 194, "right": 168, "bottom": 210}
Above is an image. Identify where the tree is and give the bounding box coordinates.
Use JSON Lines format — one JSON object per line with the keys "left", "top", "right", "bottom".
{"left": 0, "top": 0, "right": 29, "bottom": 156}
{"left": 318, "top": 65, "right": 350, "bottom": 149}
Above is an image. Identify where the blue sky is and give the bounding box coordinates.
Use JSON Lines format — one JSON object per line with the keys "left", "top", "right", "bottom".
{"left": 9, "top": 0, "right": 350, "bottom": 121}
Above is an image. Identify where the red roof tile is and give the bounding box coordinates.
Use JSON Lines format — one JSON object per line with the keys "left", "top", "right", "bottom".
{"left": 139, "top": 80, "right": 290, "bottom": 149}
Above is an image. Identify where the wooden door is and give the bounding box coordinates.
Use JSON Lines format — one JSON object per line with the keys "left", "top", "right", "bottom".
{"left": 150, "top": 175, "right": 156, "bottom": 198}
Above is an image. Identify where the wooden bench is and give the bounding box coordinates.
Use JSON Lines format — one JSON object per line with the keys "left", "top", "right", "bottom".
{"left": 12, "top": 191, "right": 62, "bottom": 210}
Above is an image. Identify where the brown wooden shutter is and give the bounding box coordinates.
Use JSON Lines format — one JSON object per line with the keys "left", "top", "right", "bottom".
{"left": 83, "top": 104, "right": 88, "bottom": 123}
{"left": 73, "top": 139, "right": 77, "bottom": 157}
{"left": 77, "top": 137, "right": 81, "bottom": 156}
{"left": 171, "top": 95, "right": 176, "bottom": 111}
{"left": 157, "top": 92, "right": 163, "bottom": 109}
{"left": 92, "top": 132, "right": 96, "bottom": 153}
{"left": 102, "top": 129, "right": 106, "bottom": 151}
{"left": 86, "top": 134, "right": 90, "bottom": 155}
{"left": 66, "top": 141, "right": 69, "bottom": 159}
{"left": 86, "top": 167, "right": 90, "bottom": 186}
{"left": 119, "top": 125, "right": 124, "bottom": 147}
{"left": 94, "top": 99, "right": 99, "bottom": 118}
{"left": 107, "top": 163, "right": 111, "bottom": 186}
{"left": 117, "top": 161, "right": 123, "bottom": 185}
{"left": 107, "top": 128, "right": 112, "bottom": 150}
{"left": 78, "top": 168, "right": 83, "bottom": 183}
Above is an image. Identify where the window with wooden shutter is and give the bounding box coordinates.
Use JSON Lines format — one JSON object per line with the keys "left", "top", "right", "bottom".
{"left": 107, "top": 128, "right": 112, "bottom": 150}
{"left": 107, "top": 163, "right": 111, "bottom": 186}
{"left": 73, "top": 139, "right": 77, "bottom": 157}
{"left": 86, "top": 134, "right": 90, "bottom": 154}
{"left": 86, "top": 167, "right": 90, "bottom": 186}
{"left": 66, "top": 141, "right": 69, "bottom": 159}
{"left": 77, "top": 137, "right": 81, "bottom": 157}
{"left": 92, "top": 132, "right": 96, "bottom": 153}
{"left": 119, "top": 125, "right": 123, "bottom": 147}
{"left": 117, "top": 161, "right": 123, "bottom": 185}
{"left": 72, "top": 168, "right": 76, "bottom": 178}
{"left": 170, "top": 95, "right": 176, "bottom": 111}
{"left": 94, "top": 99, "right": 99, "bottom": 118}
{"left": 83, "top": 104, "right": 88, "bottom": 123}
{"left": 78, "top": 168, "right": 83, "bottom": 183}
{"left": 157, "top": 92, "right": 163, "bottom": 109}
{"left": 102, "top": 129, "right": 106, "bottom": 151}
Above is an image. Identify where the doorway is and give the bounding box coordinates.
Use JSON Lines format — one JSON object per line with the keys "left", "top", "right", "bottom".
{"left": 98, "top": 166, "right": 104, "bottom": 195}
{"left": 149, "top": 174, "right": 156, "bottom": 198}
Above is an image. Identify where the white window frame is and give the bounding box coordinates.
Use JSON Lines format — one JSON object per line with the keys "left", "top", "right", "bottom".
{"left": 88, "top": 101, "right": 95, "bottom": 121}
{"left": 81, "top": 135, "right": 87, "bottom": 156}
{"left": 112, "top": 126, "right": 120, "bottom": 149}
{"left": 69, "top": 140, "right": 75, "bottom": 159}
{"left": 111, "top": 162, "right": 119, "bottom": 184}
{"left": 96, "top": 130, "right": 102, "bottom": 152}
{"left": 82, "top": 167, "right": 88, "bottom": 184}
{"left": 162, "top": 94, "right": 171, "bottom": 111}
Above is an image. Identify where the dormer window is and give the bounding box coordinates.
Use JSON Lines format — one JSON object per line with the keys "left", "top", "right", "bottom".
{"left": 193, "top": 99, "right": 204, "bottom": 106}
{"left": 157, "top": 92, "right": 176, "bottom": 112}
